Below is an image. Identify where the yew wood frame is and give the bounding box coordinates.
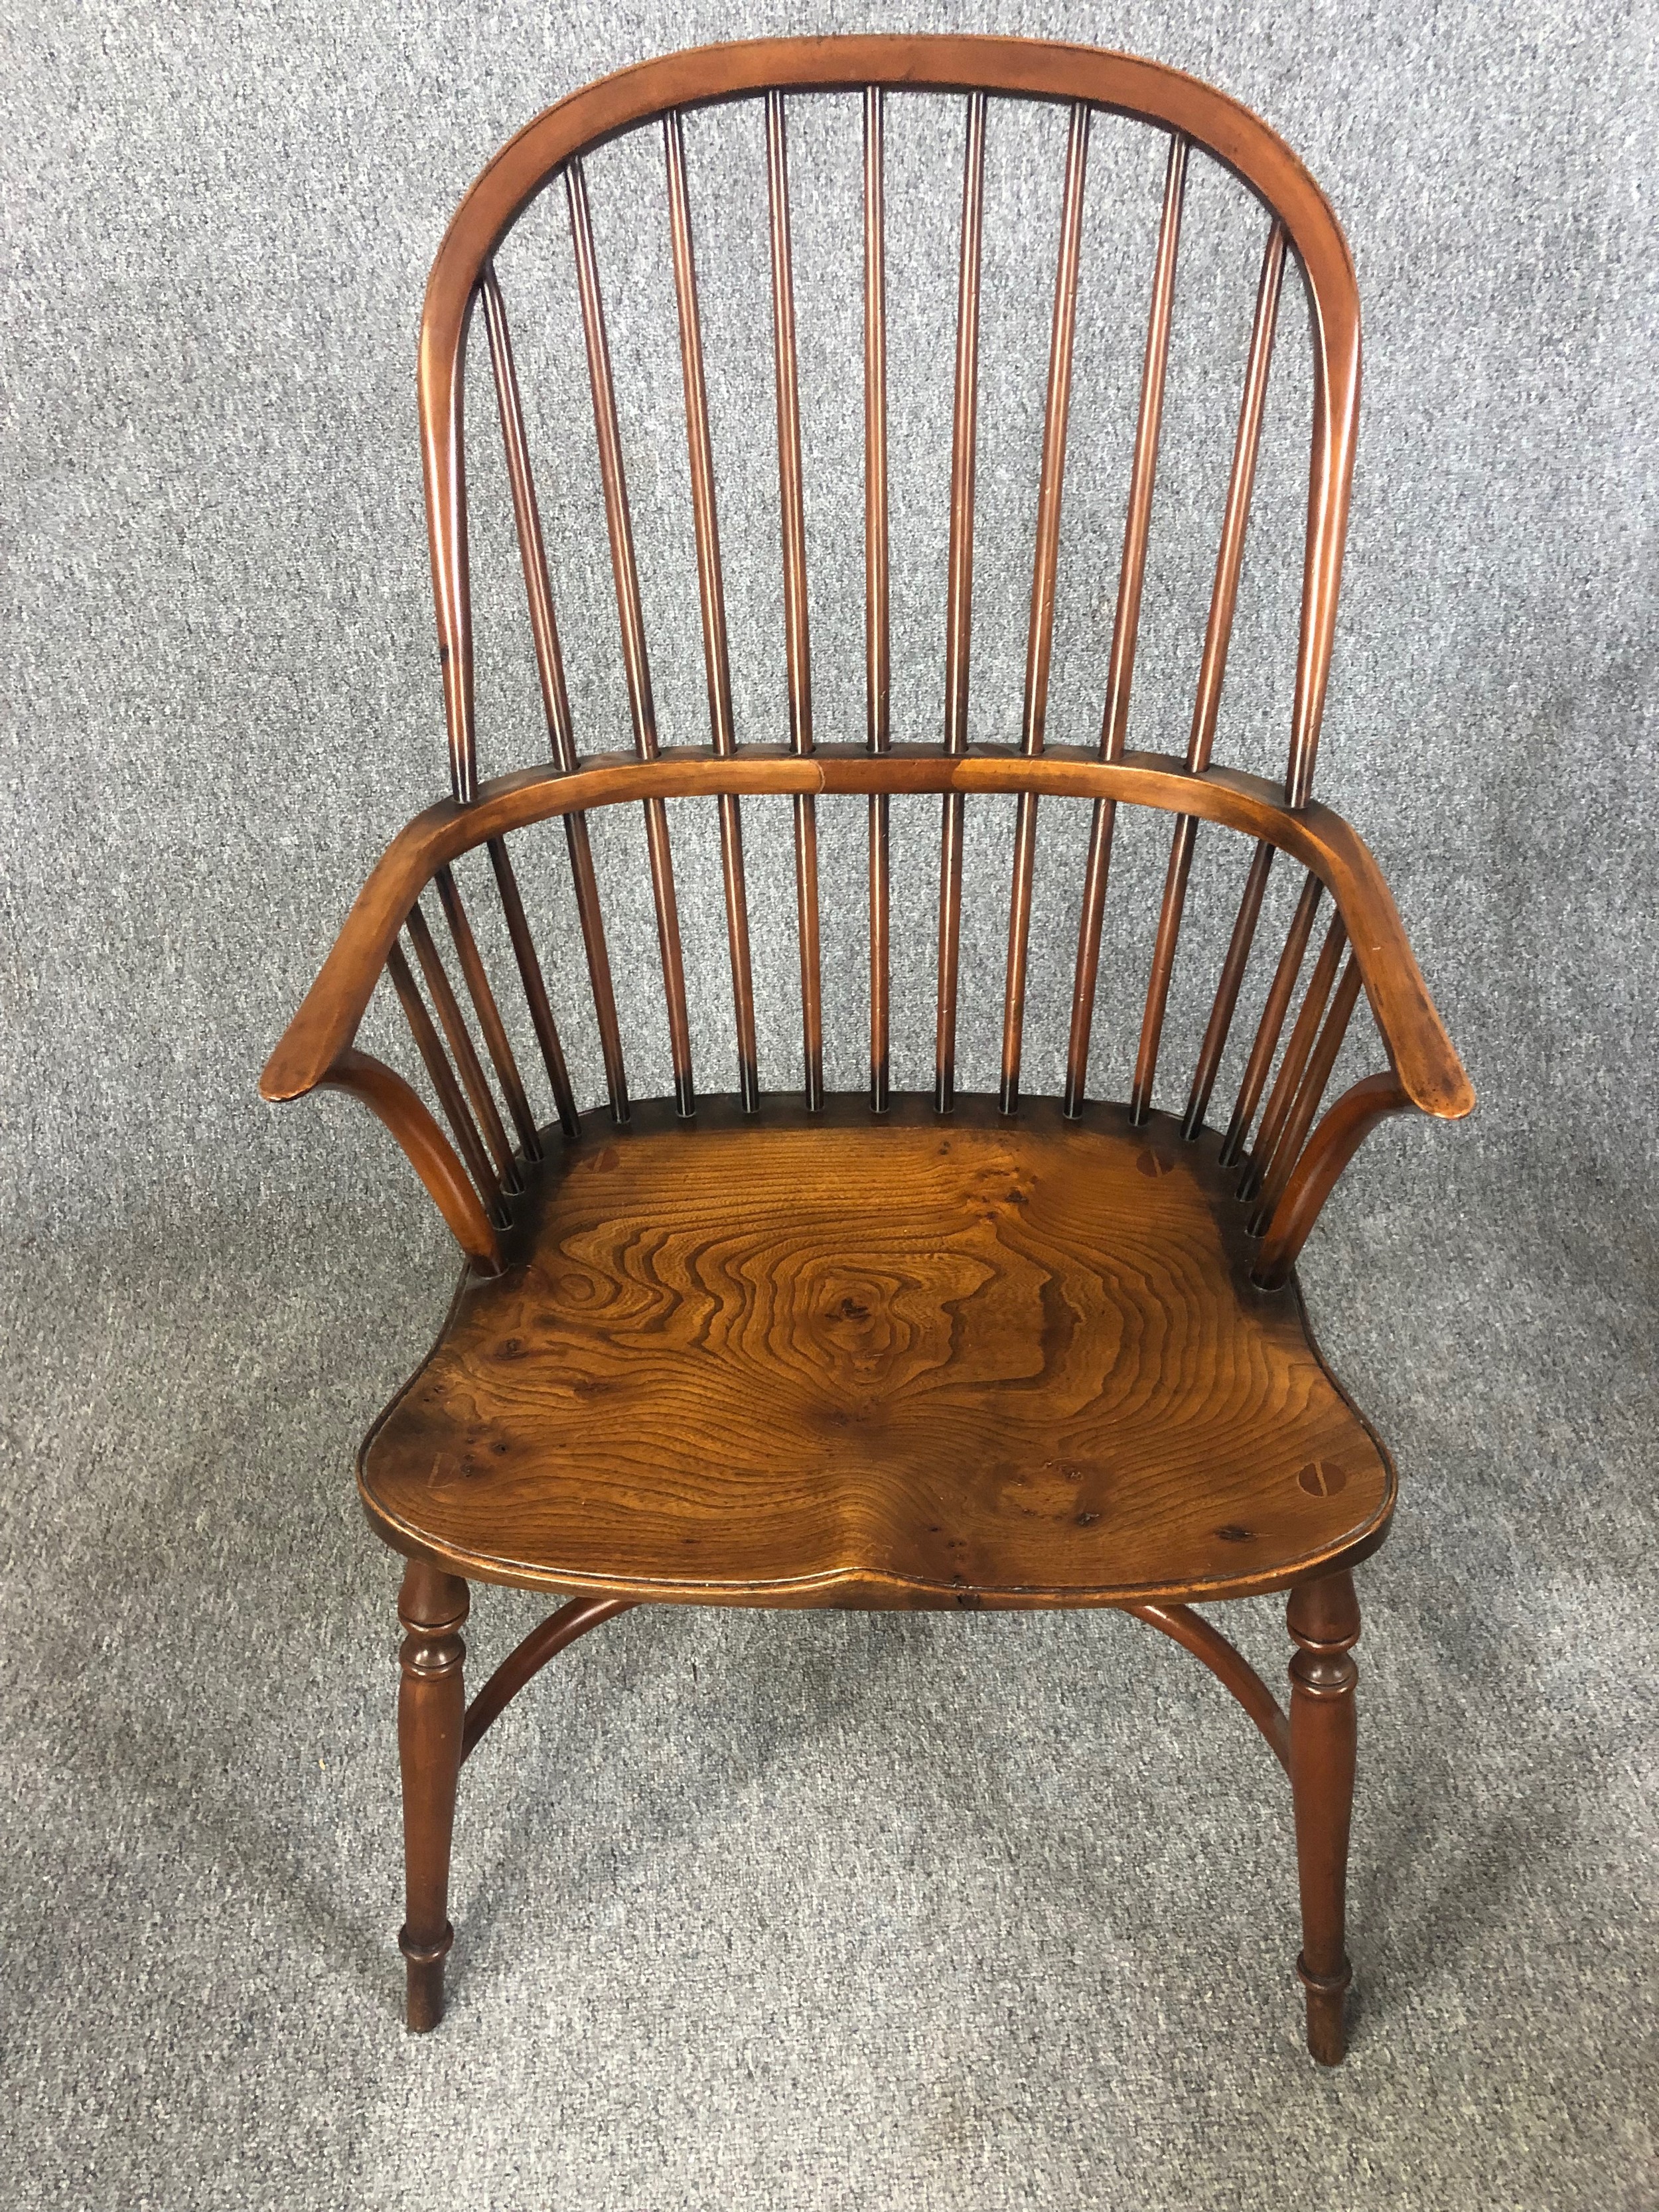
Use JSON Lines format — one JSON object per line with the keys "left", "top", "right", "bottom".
{"left": 261, "top": 34, "right": 1474, "bottom": 2068}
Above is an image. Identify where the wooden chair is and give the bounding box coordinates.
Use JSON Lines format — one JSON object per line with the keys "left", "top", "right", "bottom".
{"left": 261, "top": 35, "right": 1473, "bottom": 2064}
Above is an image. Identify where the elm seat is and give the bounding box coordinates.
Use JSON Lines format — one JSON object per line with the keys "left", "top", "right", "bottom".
{"left": 361, "top": 1097, "right": 1392, "bottom": 1605}
{"left": 260, "top": 34, "right": 1475, "bottom": 2066}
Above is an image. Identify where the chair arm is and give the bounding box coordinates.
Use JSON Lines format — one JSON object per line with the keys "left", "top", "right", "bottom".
{"left": 259, "top": 820, "right": 504, "bottom": 1266}
{"left": 1285, "top": 794, "right": 1474, "bottom": 1124}
{"left": 259, "top": 804, "right": 467, "bottom": 1104}
{"left": 1250, "top": 1072, "right": 1409, "bottom": 1288}
{"left": 315, "top": 1050, "right": 502, "bottom": 1272}
{"left": 255, "top": 747, "right": 1469, "bottom": 1286}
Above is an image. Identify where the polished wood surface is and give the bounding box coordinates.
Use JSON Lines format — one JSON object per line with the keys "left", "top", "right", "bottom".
{"left": 863, "top": 84, "right": 891, "bottom": 1114}
{"left": 1002, "top": 98, "right": 1090, "bottom": 1116}
{"left": 358, "top": 1096, "right": 1394, "bottom": 1607}
{"left": 417, "top": 36, "right": 1361, "bottom": 811}
{"left": 664, "top": 109, "right": 760, "bottom": 1115}
{"left": 1288, "top": 1569, "right": 1361, "bottom": 2062}
{"left": 261, "top": 747, "right": 1473, "bottom": 1124}
{"left": 260, "top": 34, "right": 1473, "bottom": 2055}
{"left": 396, "top": 1558, "right": 467, "bottom": 2031}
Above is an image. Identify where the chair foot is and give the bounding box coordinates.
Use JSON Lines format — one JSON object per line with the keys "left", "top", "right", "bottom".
{"left": 397, "top": 1557, "right": 468, "bottom": 2032}
{"left": 1297, "top": 1952, "right": 1352, "bottom": 2065}
{"left": 1287, "top": 1568, "right": 1360, "bottom": 2065}
{"left": 399, "top": 1920, "right": 455, "bottom": 2033}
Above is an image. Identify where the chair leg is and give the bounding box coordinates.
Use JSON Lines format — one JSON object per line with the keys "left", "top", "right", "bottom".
{"left": 1287, "top": 1568, "right": 1360, "bottom": 2064}
{"left": 396, "top": 1555, "right": 469, "bottom": 2031}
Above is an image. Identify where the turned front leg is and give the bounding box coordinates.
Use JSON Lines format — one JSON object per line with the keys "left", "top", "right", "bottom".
{"left": 1287, "top": 1568, "right": 1360, "bottom": 2064}
{"left": 397, "top": 1556, "right": 469, "bottom": 2031}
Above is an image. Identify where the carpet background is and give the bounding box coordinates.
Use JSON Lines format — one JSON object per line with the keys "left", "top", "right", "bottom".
{"left": 1, "top": 0, "right": 1654, "bottom": 2205}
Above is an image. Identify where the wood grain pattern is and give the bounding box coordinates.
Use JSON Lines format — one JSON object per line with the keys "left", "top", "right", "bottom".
{"left": 360, "top": 1096, "right": 1394, "bottom": 1606}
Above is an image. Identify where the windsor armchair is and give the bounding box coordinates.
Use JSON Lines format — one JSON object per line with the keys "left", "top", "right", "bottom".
{"left": 261, "top": 35, "right": 1473, "bottom": 2065}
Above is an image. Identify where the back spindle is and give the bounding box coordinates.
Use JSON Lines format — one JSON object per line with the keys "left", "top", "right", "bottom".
{"left": 1132, "top": 222, "right": 1286, "bottom": 1126}
{"left": 935, "top": 90, "right": 987, "bottom": 1114}
{"left": 1248, "top": 951, "right": 1364, "bottom": 1233}
{"left": 1240, "top": 908, "right": 1348, "bottom": 1202}
{"left": 1189, "top": 223, "right": 1287, "bottom": 773}
{"left": 433, "top": 865, "right": 541, "bottom": 1165}
{"left": 479, "top": 260, "right": 628, "bottom": 1125}
{"left": 865, "top": 84, "right": 891, "bottom": 1113}
{"left": 386, "top": 939, "right": 510, "bottom": 1226}
{"left": 484, "top": 838, "right": 580, "bottom": 1142}
{"left": 1182, "top": 839, "right": 1275, "bottom": 1140}
{"left": 1001, "top": 100, "right": 1090, "bottom": 1117}
{"left": 567, "top": 157, "right": 695, "bottom": 1118}
{"left": 405, "top": 903, "right": 522, "bottom": 1193}
{"left": 766, "top": 91, "right": 824, "bottom": 1110}
{"left": 423, "top": 70, "right": 1365, "bottom": 1142}
{"left": 665, "top": 108, "right": 759, "bottom": 1112}
{"left": 1129, "top": 813, "right": 1198, "bottom": 1124}
{"left": 1066, "top": 132, "right": 1189, "bottom": 1116}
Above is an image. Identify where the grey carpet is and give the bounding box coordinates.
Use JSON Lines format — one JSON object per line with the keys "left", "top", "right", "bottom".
{"left": 1, "top": 0, "right": 1654, "bottom": 2205}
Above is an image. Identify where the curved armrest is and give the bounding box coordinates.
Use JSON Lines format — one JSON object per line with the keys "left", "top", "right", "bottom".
{"left": 1277, "top": 793, "right": 1473, "bottom": 1124}
{"left": 1250, "top": 1072, "right": 1409, "bottom": 1288}
{"left": 259, "top": 743, "right": 1474, "bottom": 1123}
{"left": 317, "top": 1050, "right": 503, "bottom": 1274}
